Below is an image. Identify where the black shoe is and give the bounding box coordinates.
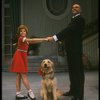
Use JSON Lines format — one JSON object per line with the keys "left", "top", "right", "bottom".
{"left": 28, "top": 93, "right": 36, "bottom": 100}
{"left": 16, "top": 95, "right": 28, "bottom": 99}
{"left": 63, "top": 91, "right": 73, "bottom": 96}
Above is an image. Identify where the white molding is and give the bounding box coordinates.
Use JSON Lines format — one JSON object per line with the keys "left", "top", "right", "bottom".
{"left": 2, "top": 0, "right": 4, "bottom": 65}
{"left": 42, "top": 0, "right": 72, "bottom": 20}
{"left": 21, "top": 0, "right": 24, "bottom": 24}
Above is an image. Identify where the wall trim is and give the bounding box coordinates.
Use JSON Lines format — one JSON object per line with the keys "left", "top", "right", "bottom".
{"left": 42, "top": 0, "right": 72, "bottom": 20}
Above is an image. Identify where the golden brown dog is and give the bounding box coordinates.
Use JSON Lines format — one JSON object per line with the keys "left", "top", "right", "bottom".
{"left": 39, "top": 59, "right": 62, "bottom": 100}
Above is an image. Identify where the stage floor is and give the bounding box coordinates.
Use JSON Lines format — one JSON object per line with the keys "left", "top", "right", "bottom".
{"left": 2, "top": 71, "right": 98, "bottom": 100}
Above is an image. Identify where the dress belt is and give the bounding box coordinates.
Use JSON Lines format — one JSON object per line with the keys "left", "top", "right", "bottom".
{"left": 17, "top": 49, "right": 27, "bottom": 52}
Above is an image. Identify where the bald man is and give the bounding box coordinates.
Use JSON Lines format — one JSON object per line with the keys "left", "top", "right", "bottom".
{"left": 48, "top": 4, "right": 85, "bottom": 100}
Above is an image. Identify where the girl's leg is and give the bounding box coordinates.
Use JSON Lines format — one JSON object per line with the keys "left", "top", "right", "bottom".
{"left": 16, "top": 73, "right": 21, "bottom": 92}
{"left": 21, "top": 73, "right": 36, "bottom": 99}
{"left": 21, "top": 73, "right": 30, "bottom": 90}
{"left": 16, "top": 73, "right": 28, "bottom": 99}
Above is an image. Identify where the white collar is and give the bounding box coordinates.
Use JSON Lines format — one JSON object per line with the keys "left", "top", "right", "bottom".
{"left": 72, "top": 13, "right": 80, "bottom": 18}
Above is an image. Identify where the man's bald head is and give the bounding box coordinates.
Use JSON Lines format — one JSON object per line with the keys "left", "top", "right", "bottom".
{"left": 72, "top": 4, "right": 81, "bottom": 15}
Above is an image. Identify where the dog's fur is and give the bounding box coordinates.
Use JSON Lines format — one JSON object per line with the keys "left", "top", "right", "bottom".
{"left": 40, "top": 59, "right": 62, "bottom": 100}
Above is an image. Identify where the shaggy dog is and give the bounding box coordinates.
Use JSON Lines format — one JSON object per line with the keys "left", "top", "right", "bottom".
{"left": 38, "top": 59, "right": 62, "bottom": 100}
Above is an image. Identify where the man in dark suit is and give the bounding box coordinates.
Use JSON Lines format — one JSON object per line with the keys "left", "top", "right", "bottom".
{"left": 48, "top": 4, "right": 85, "bottom": 100}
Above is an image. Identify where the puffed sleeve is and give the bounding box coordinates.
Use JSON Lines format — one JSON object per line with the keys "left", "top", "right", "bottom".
{"left": 22, "top": 37, "right": 26, "bottom": 42}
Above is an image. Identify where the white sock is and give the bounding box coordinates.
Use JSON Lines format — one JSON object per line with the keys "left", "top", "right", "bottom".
{"left": 16, "top": 91, "right": 21, "bottom": 95}
{"left": 16, "top": 92, "right": 24, "bottom": 97}
{"left": 28, "top": 89, "right": 35, "bottom": 98}
{"left": 28, "top": 89, "right": 32, "bottom": 93}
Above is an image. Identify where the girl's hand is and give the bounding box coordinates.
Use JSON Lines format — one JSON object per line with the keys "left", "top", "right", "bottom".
{"left": 44, "top": 38, "right": 49, "bottom": 41}
{"left": 46, "top": 36, "right": 54, "bottom": 42}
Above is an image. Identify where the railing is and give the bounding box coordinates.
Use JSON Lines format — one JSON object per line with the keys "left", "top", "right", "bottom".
{"left": 82, "top": 19, "right": 99, "bottom": 70}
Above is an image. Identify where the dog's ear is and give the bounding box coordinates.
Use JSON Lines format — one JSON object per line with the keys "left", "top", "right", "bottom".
{"left": 49, "top": 60, "right": 54, "bottom": 67}
{"left": 40, "top": 60, "right": 44, "bottom": 67}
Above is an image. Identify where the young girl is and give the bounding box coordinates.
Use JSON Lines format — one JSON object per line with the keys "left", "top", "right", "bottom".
{"left": 9, "top": 25, "right": 48, "bottom": 100}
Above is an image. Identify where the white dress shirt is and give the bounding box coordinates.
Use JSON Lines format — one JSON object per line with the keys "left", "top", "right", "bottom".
{"left": 53, "top": 35, "right": 58, "bottom": 41}
{"left": 72, "top": 13, "right": 80, "bottom": 18}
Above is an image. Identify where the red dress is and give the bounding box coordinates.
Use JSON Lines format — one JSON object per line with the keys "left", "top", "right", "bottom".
{"left": 9, "top": 36, "right": 29, "bottom": 73}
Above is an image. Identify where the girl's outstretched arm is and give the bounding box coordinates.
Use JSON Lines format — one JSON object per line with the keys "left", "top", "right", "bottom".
{"left": 25, "top": 37, "right": 48, "bottom": 44}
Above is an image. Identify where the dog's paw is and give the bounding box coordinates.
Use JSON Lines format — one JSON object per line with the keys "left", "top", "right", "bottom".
{"left": 56, "top": 89, "right": 63, "bottom": 96}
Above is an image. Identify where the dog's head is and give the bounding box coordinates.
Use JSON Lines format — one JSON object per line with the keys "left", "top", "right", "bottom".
{"left": 41, "top": 59, "right": 54, "bottom": 73}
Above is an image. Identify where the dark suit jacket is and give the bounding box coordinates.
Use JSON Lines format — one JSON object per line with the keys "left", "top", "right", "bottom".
{"left": 56, "top": 14, "right": 85, "bottom": 53}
